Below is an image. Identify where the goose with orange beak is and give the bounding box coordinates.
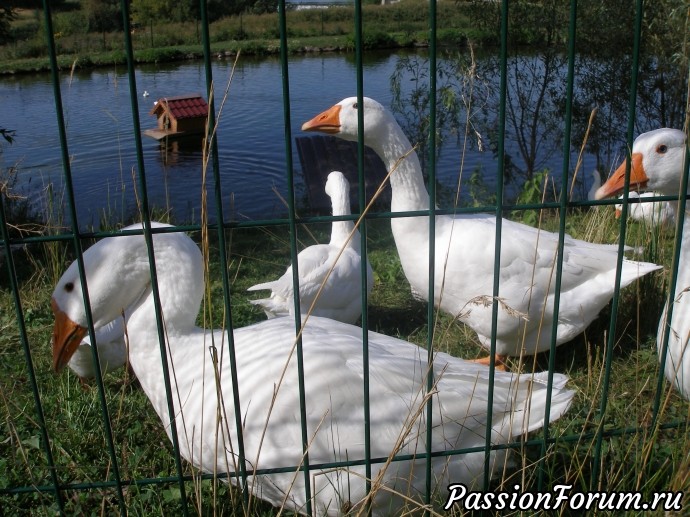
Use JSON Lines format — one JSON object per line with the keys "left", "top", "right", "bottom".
{"left": 303, "top": 97, "right": 662, "bottom": 367}
{"left": 595, "top": 127, "right": 690, "bottom": 398}
{"left": 50, "top": 220, "right": 576, "bottom": 515}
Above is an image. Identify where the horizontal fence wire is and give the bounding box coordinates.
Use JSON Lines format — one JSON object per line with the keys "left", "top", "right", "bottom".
{"left": 1, "top": 0, "right": 689, "bottom": 515}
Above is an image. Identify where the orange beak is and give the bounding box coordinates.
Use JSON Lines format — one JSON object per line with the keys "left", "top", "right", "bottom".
{"left": 51, "top": 298, "right": 87, "bottom": 373}
{"left": 301, "top": 104, "right": 342, "bottom": 134}
{"left": 594, "top": 153, "right": 648, "bottom": 200}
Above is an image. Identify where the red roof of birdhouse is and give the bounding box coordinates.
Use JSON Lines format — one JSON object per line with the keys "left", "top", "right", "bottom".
{"left": 150, "top": 94, "right": 208, "bottom": 120}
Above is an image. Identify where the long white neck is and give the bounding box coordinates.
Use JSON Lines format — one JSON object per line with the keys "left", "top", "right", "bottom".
{"left": 367, "top": 119, "right": 431, "bottom": 213}
{"left": 124, "top": 235, "right": 205, "bottom": 418}
{"left": 328, "top": 185, "right": 360, "bottom": 251}
{"left": 127, "top": 243, "right": 202, "bottom": 332}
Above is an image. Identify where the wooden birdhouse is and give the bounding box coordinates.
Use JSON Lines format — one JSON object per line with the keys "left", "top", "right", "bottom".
{"left": 145, "top": 93, "right": 209, "bottom": 140}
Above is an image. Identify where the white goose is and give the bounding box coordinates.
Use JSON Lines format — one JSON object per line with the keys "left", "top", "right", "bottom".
{"left": 51, "top": 223, "right": 574, "bottom": 515}
{"left": 589, "top": 169, "right": 674, "bottom": 227}
{"left": 302, "top": 97, "right": 661, "bottom": 366}
{"left": 595, "top": 128, "right": 690, "bottom": 398}
{"left": 248, "top": 171, "right": 373, "bottom": 324}
{"left": 613, "top": 191, "right": 675, "bottom": 227}
{"left": 587, "top": 169, "right": 602, "bottom": 201}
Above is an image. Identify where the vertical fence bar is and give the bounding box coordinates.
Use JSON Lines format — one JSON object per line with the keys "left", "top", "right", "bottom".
{"left": 590, "top": 0, "right": 645, "bottom": 490}
{"left": 40, "top": 1, "right": 127, "bottom": 512}
{"left": 198, "top": 0, "right": 250, "bottom": 505}
{"left": 0, "top": 196, "right": 65, "bottom": 513}
{"left": 277, "top": 1, "right": 314, "bottom": 513}
{"left": 483, "top": 0, "right": 509, "bottom": 490}
{"left": 352, "top": 0, "right": 373, "bottom": 508}
{"left": 424, "top": 0, "right": 437, "bottom": 511}
{"left": 536, "top": 0, "right": 578, "bottom": 491}
{"left": 117, "top": 2, "right": 190, "bottom": 512}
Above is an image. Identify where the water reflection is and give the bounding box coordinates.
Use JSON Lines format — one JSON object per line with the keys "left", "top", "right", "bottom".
{"left": 156, "top": 136, "right": 205, "bottom": 167}
{"left": 0, "top": 48, "right": 684, "bottom": 230}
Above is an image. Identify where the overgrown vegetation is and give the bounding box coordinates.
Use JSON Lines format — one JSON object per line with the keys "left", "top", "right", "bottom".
{"left": 2, "top": 176, "right": 689, "bottom": 513}
{"left": 2, "top": 0, "right": 690, "bottom": 513}
{"left": 1, "top": 0, "right": 479, "bottom": 74}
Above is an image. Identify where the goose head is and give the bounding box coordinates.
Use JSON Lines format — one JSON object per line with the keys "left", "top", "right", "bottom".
{"left": 595, "top": 128, "right": 688, "bottom": 200}
{"left": 51, "top": 233, "right": 151, "bottom": 373}
{"left": 51, "top": 222, "right": 203, "bottom": 374}
{"left": 302, "top": 97, "right": 399, "bottom": 149}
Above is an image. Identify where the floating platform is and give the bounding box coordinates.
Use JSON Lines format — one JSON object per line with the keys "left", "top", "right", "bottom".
{"left": 143, "top": 128, "right": 204, "bottom": 141}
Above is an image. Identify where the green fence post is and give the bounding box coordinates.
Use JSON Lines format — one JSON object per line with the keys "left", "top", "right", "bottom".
{"left": 483, "top": 0, "right": 510, "bottom": 491}
{"left": 40, "top": 0, "right": 128, "bottom": 512}
{"left": 117, "top": 1, "right": 191, "bottom": 513}
{"left": 591, "top": 0, "right": 645, "bottom": 490}
{"left": 278, "top": 1, "right": 314, "bottom": 513}
{"left": 197, "top": 0, "right": 251, "bottom": 508}
{"left": 353, "top": 0, "right": 374, "bottom": 511}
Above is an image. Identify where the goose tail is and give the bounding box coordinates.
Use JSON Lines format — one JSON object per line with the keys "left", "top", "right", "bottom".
{"left": 492, "top": 371, "right": 575, "bottom": 437}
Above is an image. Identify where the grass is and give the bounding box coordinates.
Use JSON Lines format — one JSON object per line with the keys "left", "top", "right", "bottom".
{"left": 1, "top": 191, "right": 690, "bottom": 514}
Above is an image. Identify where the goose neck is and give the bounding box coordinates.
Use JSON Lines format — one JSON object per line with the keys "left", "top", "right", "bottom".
{"left": 328, "top": 190, "right": 358, "bottom": 250}
{"left": 126, "top": 237, "right": 204, "bottom": 339}
{"left": 368, "top": 125, "right": 430, "bottom": 212}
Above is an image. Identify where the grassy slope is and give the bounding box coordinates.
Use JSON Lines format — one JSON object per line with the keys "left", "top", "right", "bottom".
{"left": 0, "top": 1, "right": 479, "bottom": 75}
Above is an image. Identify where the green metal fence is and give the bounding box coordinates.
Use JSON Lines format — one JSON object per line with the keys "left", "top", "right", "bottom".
{"left": 1, "top": 0, "right": 690, "bottom": 515}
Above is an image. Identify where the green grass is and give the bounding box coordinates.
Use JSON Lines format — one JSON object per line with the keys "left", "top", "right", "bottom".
{"left": 2, "top": 201, "right": 690, "bottom": 514}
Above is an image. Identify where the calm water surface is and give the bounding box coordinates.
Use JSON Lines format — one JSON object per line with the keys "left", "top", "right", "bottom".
{"left": 0, "top": 50, "right": 595, "bottom": 228}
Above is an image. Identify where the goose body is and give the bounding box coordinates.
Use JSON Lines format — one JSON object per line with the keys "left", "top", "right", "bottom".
{"left": 248, "top": 171, "right": 373, "bottom": 324}
{"left": 302, "top": 97, "right": 662, "bottom": 361}
{"left": 614, "top": 191, "right": 675, "bottom": 226}
{"left": 588, "top": 170, "right": 673, "bottom": 226}
{"left": 596, "top": 128, "right": 689, "bottom": 398}
{"left": 51, "top": 224, "right": 574, "bottom": 515}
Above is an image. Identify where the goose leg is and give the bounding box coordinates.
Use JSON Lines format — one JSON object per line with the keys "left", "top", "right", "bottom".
{"left": 471, "top": 354, "right": 509, "bottom": 371}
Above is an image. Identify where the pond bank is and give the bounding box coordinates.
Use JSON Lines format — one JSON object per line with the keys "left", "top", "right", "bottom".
{"left": 0, "top": 35, "right": 442, "bottom": 75}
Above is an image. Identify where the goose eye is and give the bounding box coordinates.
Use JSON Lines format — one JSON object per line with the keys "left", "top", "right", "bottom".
{"left": 64, "top": 282, "right": 74, "bottom": 292}
{"left": 657, "top": 144, "right": 668, "bottom": 154}
{"left": 352, "top": 102, "right": 358, "bottom": 109}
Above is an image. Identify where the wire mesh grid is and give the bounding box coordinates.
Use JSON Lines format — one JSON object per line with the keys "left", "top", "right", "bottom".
{"left": 1, "top": 0, "right": 689, "bottom": 515}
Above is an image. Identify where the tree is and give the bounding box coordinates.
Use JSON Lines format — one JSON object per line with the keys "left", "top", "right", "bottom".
{"left": 0, "top": 6, "right": 16, "bottom": 45}
{"left": 84, "top": 0, "right": 122, "bottom": 48}
{"left": 389, "top": 53, "right": 469, "bottom": 176}
{"left": 573, "top": 0, "right": 688, "bottom": 173}
{"left": 130, "top": 0, "right": 165, "bottom": 47}
{"left": 468, "top": 0, "right": 569, "bottom": 184}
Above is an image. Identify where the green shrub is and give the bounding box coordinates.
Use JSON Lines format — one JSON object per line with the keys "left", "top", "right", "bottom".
{"left": 346, "top": 28, "right": 397, "bottom": 50}
{"left": 9, "top": 20, "right": 40, "bottom": 41}
{"left": 52, "top": 11, "right": 88, "bottom": 37}
{"left": 9, "top": 37, "right": 46, "bottom": 59}
{"left": 135, "top": 47, "right": 186, "bottom": 63}
{"left": 436, "top": 28, "right": 467, "bottom": 47}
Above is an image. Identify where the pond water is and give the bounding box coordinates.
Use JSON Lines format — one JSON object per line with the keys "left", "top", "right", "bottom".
{"left": 1, "top": 49, "right": 605, "bottom": 229}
